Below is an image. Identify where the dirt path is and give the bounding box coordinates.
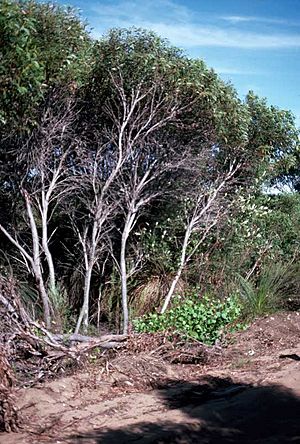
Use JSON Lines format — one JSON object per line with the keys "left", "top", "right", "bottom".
{"left": 1, "top": 312, "right": 300, "bottom": 444}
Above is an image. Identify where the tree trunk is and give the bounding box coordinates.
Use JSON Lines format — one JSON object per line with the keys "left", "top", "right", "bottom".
{"left": 160, "top": 223, "right": 192, "bottom": 314}
{"left": 120, "top": 211, "right": 135, "bottom": 335}
{"left": 41, "top": 208, "right": 56, "bottom": 294}
{"left": 35, "top": 271, "right": 51, "bottom": 329}
{"left": 120, "top": 229, "right": 129, "bottom": 335}
{"left": 24, "top": 191, "right": 52, "bottom": 328}
{"left": 0, "top": 222, "right": 51, "bottom": 327}
{"left": 75, "top": 264, "right": 93, "bottom": 334}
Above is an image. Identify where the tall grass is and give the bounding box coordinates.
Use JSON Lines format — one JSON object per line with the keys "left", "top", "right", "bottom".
{"left": 237, "top": 262, "right": 300, "bottom": 318}
{"left": 130, "top": 274, "right": 186, "bottom": 317}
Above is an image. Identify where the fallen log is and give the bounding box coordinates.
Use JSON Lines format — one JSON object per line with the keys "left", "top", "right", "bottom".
{"left": 0, "top": 284, "right": 128, "bottom": 386}
{"left": 52, "top": 333, "right": 127, "bottom": 344}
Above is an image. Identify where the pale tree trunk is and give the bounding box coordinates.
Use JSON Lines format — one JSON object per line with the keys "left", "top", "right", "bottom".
{"left": 75, "top": 264, "right": 93, "bottom": 333}
{"left": 0, "top": 98, "right": 75, "bottom": 330}
{"left": 39, "top": 163, "right": 67, "bottom": 295}
{"left": 0, "top": 222, "right": 51, "bottom": 328}
{"left": 120, "top": 210, "right": 136, "bottom": 335}
{"left": 41, "top": 193, "right": 56, "bottom": 293}
{"left": 74, "top": 72, "right": 193, "bottom": 333}
{"left": 24, "top": 191, "right": 52, "bottom": 328}
{"left": 34, "top": 266, "right": 51, "bottom": 329}
{"left": 160, "top": 224, "right": 192, "bottom": 314}
{"left": 74, "top": 114, "right": 128, "bottom": 334}
{"left": 118, "top": 165, "right": 159, "bottom": 333}
{"left": 75, "top": 222, "right": 98, "bottom": 333}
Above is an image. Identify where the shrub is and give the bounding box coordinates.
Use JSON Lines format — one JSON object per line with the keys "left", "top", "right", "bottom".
{"left": 133, "top": 292, "right": 242, "bottom": 345}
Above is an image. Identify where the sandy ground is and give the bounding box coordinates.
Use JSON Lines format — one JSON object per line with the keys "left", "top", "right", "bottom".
{"left": 1, "top": 311, "right": 299, "bottom": 444}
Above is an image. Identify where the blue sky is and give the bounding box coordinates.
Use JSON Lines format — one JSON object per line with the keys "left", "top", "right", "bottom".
{"left": 57, "top": 0, "right": 300, "bottom": 124}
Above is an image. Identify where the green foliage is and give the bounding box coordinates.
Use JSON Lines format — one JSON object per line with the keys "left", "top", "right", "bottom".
{"left": 246, "top": 91, "right": 298, "bottom": 157}
{"left": 213, "top": 80, "right": 250, "bottom": 150}
{"left": 18, "top": 281, "right": 42, "bottom": 319}
{"left": 246, "top": 91, "right": 299, "bottom": 183}
{"left": 199, "top": 192, "right": 300, "bottom": 296}
{"left": 137, "top": 212, "right": 185, "bottom": 275}
{"left": 133, "top": 292, "right": 242, "bottom": 345}
{"left": 0, "top": 0, "right": 44, "bottom": 131}
{"left": 0, "top": 0, "right": 91, "bottom": 134}
{"left": 96, "top": 28, "right": 185, "bottom": 86}
{"left": 82, "top": 27, "right": 252, "bottom": 155}
{"left": 226, "top": 192, "right": 274, "bottom": 265}
{"left": 265, "top": 194, "right": 300, "bottom": 259}
{"left": 28, "top": 1, "right": 92, "bottom": 86}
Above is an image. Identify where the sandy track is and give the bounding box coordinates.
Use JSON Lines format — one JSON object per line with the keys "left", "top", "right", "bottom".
{"left": 1, "top": 312, "right": 299, "bottom": 444}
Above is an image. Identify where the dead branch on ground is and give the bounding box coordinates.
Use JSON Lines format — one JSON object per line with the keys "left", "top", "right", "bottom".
{"left": 0, "top": 277, "right": 127, "bottom": 386}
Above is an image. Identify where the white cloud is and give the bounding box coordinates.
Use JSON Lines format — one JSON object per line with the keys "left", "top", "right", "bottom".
{"left": 90, "top": 0, "right": 300, "bottom": 49}
{"left": 220, "top": 15, "right": 290, "bottom": 25}
{"left": 91, "top": 0, "right": 191, "bottom": 26}
{"left": 147, "top": 23, "right": 300, "bottom": 49}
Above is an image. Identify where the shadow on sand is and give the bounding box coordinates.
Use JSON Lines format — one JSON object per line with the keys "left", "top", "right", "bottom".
{"left": 69, "top": 375, "right": 300, "bottom": 443}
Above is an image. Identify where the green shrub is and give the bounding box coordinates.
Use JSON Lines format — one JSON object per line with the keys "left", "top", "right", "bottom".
{"left": 133, "top": 292, "right": 242, "bottom": 345}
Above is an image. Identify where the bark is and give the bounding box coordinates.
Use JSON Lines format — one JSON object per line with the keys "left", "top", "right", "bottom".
{"left": 76, "top": 218, "right": 101, "bottom": 333}
{"left": 35, "top": 270, "right": 51, "bottom": 329}
{"left": 74, "top": 115, "right": 127, "bottom": 333}
{"left": 0, "top": 224, "right": 32, "bottom": 267}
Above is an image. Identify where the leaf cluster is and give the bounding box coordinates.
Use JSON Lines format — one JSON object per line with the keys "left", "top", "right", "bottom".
{"left": 133, "top": 292, "right": 242, "bottom": 345}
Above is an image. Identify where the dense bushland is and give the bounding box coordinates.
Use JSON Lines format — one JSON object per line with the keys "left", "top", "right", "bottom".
{"left": 0, "top": 0, "right": 299, "bottom": 342}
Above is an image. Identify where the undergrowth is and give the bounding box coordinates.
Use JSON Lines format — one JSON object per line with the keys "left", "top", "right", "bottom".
{"left": 133, "top": 292, "right": 243, "bottom": 345}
